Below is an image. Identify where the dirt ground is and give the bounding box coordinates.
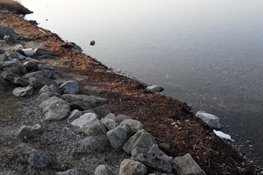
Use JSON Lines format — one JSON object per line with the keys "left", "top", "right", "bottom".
{"left": 0, "top": 11, "right": 262, "bottom": 175}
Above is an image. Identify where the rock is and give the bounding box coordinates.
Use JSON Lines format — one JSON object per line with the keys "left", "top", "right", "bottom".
{"left": 122, "top": 129, "right": 156, "bottom": 154}
{"left": 90, "top": 40, "right": 96, "bottom": 46}
{"left": 0, "top": 26, "right": 18, "bottom": 41}
{"left": 83, "top": 104, "right": 111, "bottom": 119}
{"left": 131, "top": 145, "right": 173, "bottom": 173}
{"left": 81, "top": 118, "right": 107, "bottom": 136}
{"left": 119, "top": 119, "right": 144, "bottom": 133}
{"left": 1, "top": 71, "right": 29, "bottom": 87}
{"left": 40, "top": 97, "right": 70, "bottom": 121}
{"left": 23, "top": 61, "right": 39, "bottom": 72}
{"left": 60, "top": 80, "right": 79, "bottom": 94}
{"left": 23, "top": 71, "right": 44, "bottom": 79}
{"left": 16, "top": 124, "right": 43, "bottom": 139}
{"left": 13, "top": 85, "right": 34, "bottom": 97}
{"left": 146, "top": 85, "right": 164, "bottom": 93}
{"left": 34, "top": 48, "right": 53, "bottom": 56}
{"left": 0, "top": 53, "right": 8, "bottom": 62}
{"left": 119, "top": 159, "right": 148, "bottom": 175}
{"left": 56, "top": 169, "right": 81, "bottom": 175}
{"left": 62, "top": 94, "right": 107, "bottom": 111}
{"left": 37, "top": 93, "right": 50, "bottom": 103}
{"left": 39, "top": 84, "right": 58, "bottom": 95}
{"left": 107, "top": 127, "right": 128, "bottom": 150}
{"left": 71, "top": 113, "right": 97, "bottom": 128}
{"left": 172, "top": 153, "right": 206, "bottom": 175}
{"left": 34, "top": 74, "right": 60, "bottom": 93}
{"left": 116, "top": 114, "right": 131, "bottom": 124}
{"left": 3, "top": 62, "right": 27, "bottom": 75}
{"left": 28, "top": 149, "right": 54, "bottom": 169}
{"left": 80, "top": 134, "right": 110, "bottom": 152}
{"left": 42, "top": 68, "right": 53, "bottom": 78}
{"left": 119, "top": 123, "right": 134, "bottom": 138}
{"left": 104, "top": 113, "right": 117, "bottom": 121}
{"left": 101, "top": 118, "right": 117, "bottom": 131}
{"left": 94, "top": 165, "right": 117, "bottom": 175}
{"left": 67, "top": 109, "right": 82, "bottom": 123}
{"left": 196, "top": 111, "right": 222, "bottom": 129}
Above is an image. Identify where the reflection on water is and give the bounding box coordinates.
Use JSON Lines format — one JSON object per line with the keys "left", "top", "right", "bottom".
{"left": 22, "top": 0, "right": 263, "bottom": 166}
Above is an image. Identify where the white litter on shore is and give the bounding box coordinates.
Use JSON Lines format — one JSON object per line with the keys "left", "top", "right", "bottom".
{"left": 38, "top": 29, "right": 46, "bottom": 34}
{"left": 213, "top": 129, "right": 235, "bottom": 142}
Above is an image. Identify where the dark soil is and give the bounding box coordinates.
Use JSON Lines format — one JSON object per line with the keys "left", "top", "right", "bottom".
{"left": 0, "top": 11, "right": 261, "bottom": 175}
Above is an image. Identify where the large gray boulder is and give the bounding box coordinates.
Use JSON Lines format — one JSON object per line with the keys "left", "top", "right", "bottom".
{"left": 13, "top": 85, "right": 34, "bottom": 97}
{"left": 122, "top": 129, "right": 156, "bottom": 154}
{"left": 94, "top": 165, "right": 117, "bottom": 175}
{"left": 116, "top": 114, "right": 131, "bottom": 124}
{"left": 40, "top": 97, "right": 70, "bottom": 121}
{"left": 119, "top": 119, "right": 144, "bottom": 133}
{"left": 28, "top": 149, "right": 54, "bottom": 169}
{"left": 59, "top": 80, "right": 79, "bottom": 94}
{"left": 80, "top": 134, "right": 110, "bottom": 152}
{"left": 196, "top": 111, "right": 221, "bottom": 129}
{"left": 119, "top": 159, "right": 148, "bottom": 175}
{"left": 131, "top": 145, "right": 173, "bottom": 173}
{"left": 0, "top": 53, "right": 8, "bottom": 62}
{"left": 34, "top": 74, "right": 60, "bottom": 93}
{"left": 62, "top": 94, "right": 107, "bottom": 111}
{"left": 3, "top": 61, "right": 27, "bottom": 75}
{"left": 173, "top": 153, "right": 206, "bottom": 175}
{"left": 16, "top": 124, "right": 43, "bottom": 139}
{"left": 23, "top": 71, "right": 44, "bottom": 79}
{"left": 56, "top": 169, "right": 81, "bottom": 175}
{"left": 39, "top": 84, "right": 58, "bottom": 95}
{"left": 23, "top": 61, "right": 39, "bottom": 72}
{"left": 107, "top": 127, "right": 128, "bottom": 150}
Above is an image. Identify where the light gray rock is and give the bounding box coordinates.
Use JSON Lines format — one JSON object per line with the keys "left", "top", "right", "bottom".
{"left": 81, "top": 118, "right": 107, "bottom": 136}
{"left": 119, "top": 159, "right": 148, "bottom": 175}
{"left": 13, "top": 85, "right": 34, "bottom": 97}
{"left": 146, "top": 85, "right": 164, "bottom": 93}
{"left": 56, "top": 169, "right": 81, "bottom": 175}
{"left": 0, "top": 26, "right": 18, "bottom": 41}
{"left": 131, "top": 145, "right": 173, "bottom": 173}
{"left": 120, "top": 119, "right": 144, "bottom": 133}
{"left": 172, "top": 153, "right": 206, "bottom": 175}
{"left": 39, "top": 96, "right": 61, "bottom": 109}
{"left": 34, "top": 48, "right": 53, "bottom": 56}
{"left": 122, "top": 129, "right": 156, "bottom": 154}
{"left": 116, "top": 114, "right": 131, "bottom": 124}
{"left": 196, "top": 111, "right": 222, "bottom": 129}
{"left": 71, "top": 113, "right": 97, "bottom": 128}
{"left": 80, "top": 134, "right": 110, "bottom": 152}
{"left": 62, "top": 94, "right": 107, "bottom": 111}
{"left": 39, "top": 84, "right": 58, "bottom": 95}
{"left": 101, "top": 118, "right": 117, "bottom": 131}
{"left": 107, "top": 127, "right": 127, "bottom": 150}
{"left": 60, "top": 80, "right": 79, "bottom": 94}
{"left": 83, "top": 104, "right": 111, "bottom": 119}
{"left": 41, "top": 97, "right": 70, "bottom": 121}
{"left": 104, "top": 113, "right": 117, "bottom": 122}
{"left": 67, "top": 109, "right": 82, "bottom": 123}
{"left": 16, "top": 124, "right": 43, "bottom": 139}
{"left": 94, "top": 165, "right": 117, "bottom": 175}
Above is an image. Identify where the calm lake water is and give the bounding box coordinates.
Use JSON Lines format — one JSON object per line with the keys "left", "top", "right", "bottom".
{"left": 22, "top": 0, "right": 263, "bottom": 166}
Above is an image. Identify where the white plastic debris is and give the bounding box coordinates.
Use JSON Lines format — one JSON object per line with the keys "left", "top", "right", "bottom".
{"left": 22, "top": 48, "right": 33, "bottom": 56}
{"left": 213, "top": 129, "right": 235, "bottom": 142}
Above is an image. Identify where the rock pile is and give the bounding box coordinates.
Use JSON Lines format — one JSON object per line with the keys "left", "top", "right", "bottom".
{"left": 0, "top": 35, "right": 207, "bottom": 174}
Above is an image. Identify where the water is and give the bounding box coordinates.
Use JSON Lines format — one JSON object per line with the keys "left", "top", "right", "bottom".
{"left": 21, "top": 0, "right": 263, "bottom": 165}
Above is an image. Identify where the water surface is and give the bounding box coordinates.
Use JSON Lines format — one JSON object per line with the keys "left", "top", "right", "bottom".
{"left": 22, "top": 0, "right": 263, "bottom": 165}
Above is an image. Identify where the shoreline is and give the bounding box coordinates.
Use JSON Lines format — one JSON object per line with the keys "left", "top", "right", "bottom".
{"left": 0, "top": 6, "right": 262, "bottom": 175}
